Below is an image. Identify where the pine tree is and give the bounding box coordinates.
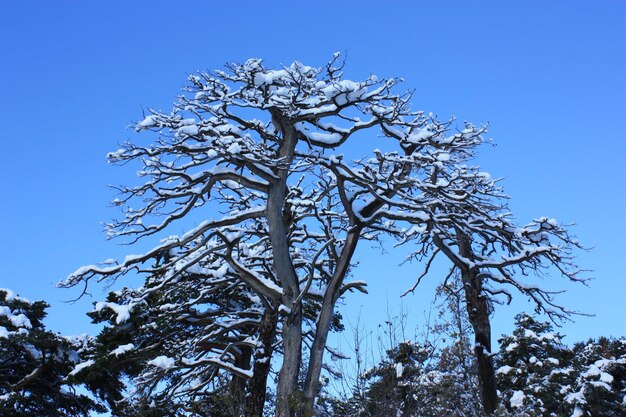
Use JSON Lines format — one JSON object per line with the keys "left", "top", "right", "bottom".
{"left": 0, "top": 289, "right": 104, "bottom": 417}
{"left": 495, "top": 313, "right": 573, "bottom": 416}
{"left": 496, "top": 314, "right": 626, "bottom": 417}
{"left": 565, "top": 337, "right": 626, "bottom": 417}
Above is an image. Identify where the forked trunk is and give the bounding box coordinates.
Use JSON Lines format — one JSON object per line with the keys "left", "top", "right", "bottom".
{"left": 303, "top": 230, "right": 362, "bottom": 410}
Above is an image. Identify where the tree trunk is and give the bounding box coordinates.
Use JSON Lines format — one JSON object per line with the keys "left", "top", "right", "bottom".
{"left": 267, "top": 113, "right": 303, "bottom": 417}
{"left": 303, "top": 229, "right": 361, "bottom": 410}
{"left": 461, "top": 268, "right": 498, "bottom": 415}
{"left": 245, "top": 308, "right": 278, "bottom": 417}
{"left": 449, "top": 228, "right": 497, "bottom": 415}
{"left": 230, "top": 344, "right": 252, "bottom": 404}
{"left": 276, "top": 309, "right": 303, "bottom": 417}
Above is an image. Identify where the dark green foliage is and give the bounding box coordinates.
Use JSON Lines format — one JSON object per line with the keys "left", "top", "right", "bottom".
{"left": 0, "top": 289, "right": 105, "bottom": 417}
{"left": 496, "top": 313, "right": 572, "bottom": 416}
{"left": 496, "top": 313, "right": 626, "bottom": 417}
{"left": 360, "top": 341, "right": 431, "bottom": 417}
{"left": 566, "top": 337, "right": 626, "bottom": 417}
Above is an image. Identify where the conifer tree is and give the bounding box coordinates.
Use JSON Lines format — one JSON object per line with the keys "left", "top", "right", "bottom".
{"left": 0, "top": 289, "right": 104, "bottom": 417}
{"left": 496, "top": 313, "right": 573, "bottom": 416}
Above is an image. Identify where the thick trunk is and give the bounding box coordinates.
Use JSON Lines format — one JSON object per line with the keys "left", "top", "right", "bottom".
{"left": 267, "top": 114, "right": 303, "bottom": 417}
{"left": 244, "top": 309, "right": 278, "bottom": 417}
{"left": 276, "top": 308, "right": 303, "bottom": 417}
{"left": 303, "top": 230, "right": 361, "bottom": 409}
{"left": 461, "top": 268, "right": 498, "bottom": 415}
{"left": 449, "top": 228, "right": 497, "bottom": 414}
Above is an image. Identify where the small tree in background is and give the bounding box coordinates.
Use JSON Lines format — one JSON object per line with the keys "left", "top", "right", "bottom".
{"left": 0, "top": 289, "right": 104, "bottom": 417}
{"left": 496, "top": 313, "right": 626, "bottom": 417}
{"left": 566, "top": 337, "right": 626, "bottom": 417}
{"left": 496, "top": 313, "right": 573, "bottom": 416}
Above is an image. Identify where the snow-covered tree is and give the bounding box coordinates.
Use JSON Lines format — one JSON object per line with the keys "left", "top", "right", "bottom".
{"left": 496, "top": 314, "right": 626, "bottom": 417}
{"left": 0, "top": 289, "right": 103, "bottom": 417}
{"left": 399, "top": 166, "right": 585, "bottom": 413}
{"left": 565, "top": 337, "right": 626, "bottom": 417}
{"left": 60, "top": 55, "right": 584, "bottom": 415}
{"left": 496, "top": 313, "right": 573, "bottom": 416}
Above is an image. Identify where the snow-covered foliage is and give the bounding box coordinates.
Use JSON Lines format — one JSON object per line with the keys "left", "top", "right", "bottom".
{"left": 0, "top": 289, "right": 103, "bottom": 417}
{"left": 496, "top": 313, "right": 626, "bottom": 417}
{"left": 60, "top": 56, "right": 585, "bottom": 415}
{"left": 496, "top": 313, "right": 572, "bottom": 416}
{"left": 565, "top": 337, "right": 626, "bottom": 417}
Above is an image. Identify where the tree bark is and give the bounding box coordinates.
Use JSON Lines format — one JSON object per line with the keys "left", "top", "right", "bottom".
{"left": 303, "top": 150, "right": 418, "bottom": 410}
{"left": 434, "top": 227, "right": 498, "bottom": 414}
{"left": 230, "top": 344, "right": 252, "bottom": 403}
{"left": 244, "top": 308, "right": 278, "bottom": 417}
{"left": 303, "top": 229, "right": 361, "bottom": 409}
{"left": 461, "top": 269, "right": 498, "bottom": 414}
{"left": 267, "top": 114, "right": 303, "bottom": 417}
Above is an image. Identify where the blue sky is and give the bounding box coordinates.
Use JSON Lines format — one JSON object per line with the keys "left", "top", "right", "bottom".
{"left": 1, "top": 1, "right": 624, "bottom": 348}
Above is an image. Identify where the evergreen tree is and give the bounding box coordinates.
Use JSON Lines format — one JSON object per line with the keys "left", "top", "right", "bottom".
{"left": 496, "top": 313, "right": 626, "bottom": 417}
{"left": 0, "top": 289, "right": 104, "bottom": 417}
{"left": 496, "top": 313, "right": 573, "bottom": 416}
{"left": 565, "top": 337, "right": 626, "bottom": 417}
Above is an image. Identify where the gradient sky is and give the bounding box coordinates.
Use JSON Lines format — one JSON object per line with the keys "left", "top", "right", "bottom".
{"left": 1, "top": 1, "right": 624, "bottom": 352}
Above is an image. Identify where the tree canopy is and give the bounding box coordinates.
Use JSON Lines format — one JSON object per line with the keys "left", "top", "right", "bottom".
{"left": 56, "top": 56, "right": 587, "bottom": 416}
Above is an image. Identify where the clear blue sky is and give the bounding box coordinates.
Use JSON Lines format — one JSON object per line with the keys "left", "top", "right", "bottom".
{"left": 1, "top": 1, "right": 624, "bottom": 347}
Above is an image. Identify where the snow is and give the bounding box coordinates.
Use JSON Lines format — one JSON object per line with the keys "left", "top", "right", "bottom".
{"left": 407, "top": 128, "right": 435, "bottom": 143}
{"left": 137, "top": 115, "right": 158, "bottom": 130}
{"left": 506, "top": 342, "right": 519, "bottom": 352}
{"left": 570, "top": 407, "right": 584, "bottom": 417}
{"left": 0, "top": 326, "right": 8, "bottom": 338}
{"left": 227, "top": 142, "right": 242, "bottom": 154}
{"left": 69, "top": 360, "right": 95, "bottom": 376}
{"left": 9, "top": 313, "right": 32, "bottom": 329}
{"left": 565, "top": 390, "right": 586, "bottom": 405}
{"left": 510, "top": 390, "right": 525, "bottom": 408}
{"left": 0, "top": 304, "right": 32, "bottom": 329}
{"left": 111, "top": 343, "right": 135, "bottom": 356}
{"left": 177, "top": 125, "right": 199, "bottom": 136}
{"left": 147, "top": 355, "right": 176, "bottom": 369}
{"left": 0, "top": 288, "right": 28, "bottom": 302}
{"left": 253, "top": 69, "right": 290, "bottom": 86}
{"left": 212, "top": 264, "right": 229, "bottom": 278}
{"left": 294, "top": 122, "right": 342, "bottom": 145}
{"left": 395, "top": 362, "right": 404, "bottom": 378}
{"left": 524, "top": 329, "right": 538, "bottom": 339}
{"left": 436, "top": 152, "right": 450, "bottom": 162}
{"left": 94, "top": 302, "right": 134, "bottom": 324}
{"left": 123, "top": 254, "right": 143, "bottom": 264}
{"left": 496, "top": 365, "right": 514, "bottom": 375}
{"left": 599, "top": 371, "right": 614, "bottom": 384}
